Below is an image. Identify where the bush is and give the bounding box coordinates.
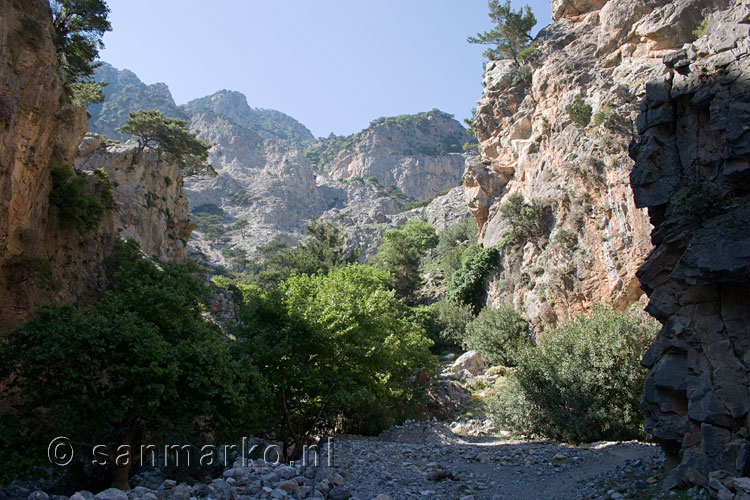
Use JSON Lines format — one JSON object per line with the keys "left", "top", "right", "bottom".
{"left": 566, "top": 94, "right": 592, "bottom": 130}
{"left": 692, "top": 17, "right": 708, "bottom": 40}
{"left": 446, "top": 245, "right": 501, "bottom": 314}
{"left": 49, "top": 166, "right": 105, "bottom": 233}
{"left": 488, "top": 306, "right": 659, "bottom": 443}
{"left": 511, "top": 65, "right": 532, "bottom": 86}
{"left": 413, "top": 299, "right": 475, "bottom": 352}
{"left": 463, "top": 305, "right": 530, "bottom": 367}
{"left": 499, "top": 192, "right": 551, "bottom": 245}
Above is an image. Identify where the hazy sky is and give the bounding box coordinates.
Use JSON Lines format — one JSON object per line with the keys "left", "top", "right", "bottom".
{"left": 99, "top": 1, "right": 552, "bottom": 138}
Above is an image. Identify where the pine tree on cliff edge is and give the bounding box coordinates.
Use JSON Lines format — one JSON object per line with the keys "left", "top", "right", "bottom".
{"left": 468, "top": 0, "right": 536, "bottom": 63}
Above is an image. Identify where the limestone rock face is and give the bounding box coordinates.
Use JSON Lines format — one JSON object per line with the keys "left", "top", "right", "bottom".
{"left": 76, "top": 136, "right": 193, "bottom": 262}
{"left": 87, "top": 62, "right": 187, "bottom": 140}
{"left": 328, "top": 110, "right": 471, "bottom": 201}
{"left": 464, "top": 0, "right": 727, "bottom": 325}
{"left": 630, "top": 1, "right": 750, "bottom": 487}
{"left": 183, "top": 90, "right": 314, "bottom": 146}
{"left": 0, "top": 0, "right": 88, "bottom": 331}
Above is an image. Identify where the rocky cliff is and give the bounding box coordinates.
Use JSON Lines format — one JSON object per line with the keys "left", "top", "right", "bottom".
{"left": 326, "top": 110, "right": 472, "bottom": 200}
{"left": 86, "top": 65, "right": 476, "bottom": 266}
{"left": 465, "top": 0, "right": 728, "bottom": 326}
{"left": 631, "top": 1, "right": 750, "bottom": 490}
{"left": 0, "top": 2, "right": 193, "bottom": 332}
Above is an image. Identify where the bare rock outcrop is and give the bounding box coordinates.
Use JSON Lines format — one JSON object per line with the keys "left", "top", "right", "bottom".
{"left": 76, "top": 135, "right": 193, "bottom": 262}
{"left": 464, "top": 0, "right": 727, "bottom": 325}
{"left": 630, "top": 1, "right": 750, "bottom": 488}
{"left": 328, "top": 110, "right": 472, "bottom": 201}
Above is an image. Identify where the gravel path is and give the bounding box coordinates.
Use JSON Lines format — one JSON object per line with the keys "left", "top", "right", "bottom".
{"left": 332, "top": 433, "right": 663, "bottom": 500}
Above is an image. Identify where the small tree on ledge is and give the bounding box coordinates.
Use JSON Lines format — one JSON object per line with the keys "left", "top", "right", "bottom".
{"left": 468, "top": 0, "right": 537, "bottom": 63}
{"left": 118, "top": 110, "right": 217, "bottom": 177}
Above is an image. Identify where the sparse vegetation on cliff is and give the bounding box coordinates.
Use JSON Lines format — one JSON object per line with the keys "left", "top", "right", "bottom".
{"left": 49, "top": 165, "right": 106, "bottom": 233}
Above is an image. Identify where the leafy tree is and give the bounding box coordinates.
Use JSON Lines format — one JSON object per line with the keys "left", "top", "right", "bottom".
{"left": 231, "top": 218, "right": 250, "bottom": 239}
{"left": 246, "top": 221, "right": 358, "bottom": 289}
{"left": 235, "top": 265, "right": 434, "bottom": 460}
{"left": 69, "top": 81, "right": 105, "bottom": 106}
{"left": 376, "top": 220, "right": 438, "bottom": 302}
{"left": 468, "top": 0, "right": 536, "bottom": 62}
{"left": 50, "top": 0, "right": 111, "bottom": 84}
{"left": 463, "top": 304, "right": 530, "bottom": 366}
{"left": 222, "top": 247, "right": 249, "bottom": 271}
{"left": 0, "top": 240, "right": 257, "bottom": 489}
{"left": 489, "top": 306, "right": 658, "bottom": 442}
{"left": 412, "top": 299, "right": 475, "bottom": 352}
{"left": 118, "top": 110, "right": 216, "bottom": 177}
{"left": 446, "top": 245, "right": 501, "bottom": 314}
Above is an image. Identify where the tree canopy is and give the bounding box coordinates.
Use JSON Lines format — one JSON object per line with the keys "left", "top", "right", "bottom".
{"left": 468, "top": 0, "right": 536, "bottom": 62}
{"left": 118, "top": 110, "right": 216, "bottom": 177}
{"left": 376, "top": 220, "right": 438, "bottom": 303}
{"left": 50, "top": 0, "right": 111, "bottom": 84}
{"left": 235, "top": 264, "right": 434, "bottom": 460}
{"left": 0, "top": 240, "right": 257, "bottom": 489}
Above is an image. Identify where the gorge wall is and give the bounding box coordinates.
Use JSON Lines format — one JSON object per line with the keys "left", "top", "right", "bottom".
{"left": 465, "top": 0, "right": 728, "bottom": 326}
{"left": 0, "top": 1, "right": 192, "bottom": 332}
{"left": 632, "top": 1, "right": 750, "bottom": 490}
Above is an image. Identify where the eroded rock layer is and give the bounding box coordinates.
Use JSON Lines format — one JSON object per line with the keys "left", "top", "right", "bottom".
{"left": 631, "top": 1, "right": 750, "bottom": 488}
{"left": 465, "top": 0, "right": 728, "bottom": 325}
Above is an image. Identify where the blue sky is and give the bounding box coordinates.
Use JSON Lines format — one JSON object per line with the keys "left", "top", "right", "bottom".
{"left": 99, "top": 1, "right": 552, "bottom": 138}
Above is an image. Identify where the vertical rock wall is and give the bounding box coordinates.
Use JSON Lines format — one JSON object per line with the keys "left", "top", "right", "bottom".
{"left": 464, "top": 0, "right": 728, "bottom": 325}
{"left": 631, "top": 1, "right": 750, "bottom": 488}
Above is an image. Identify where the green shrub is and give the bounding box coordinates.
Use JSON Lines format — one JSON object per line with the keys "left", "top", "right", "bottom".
{"left": 446, "top": 245, "right": 501, "bottom": 314}
{"left": 413, "top": 299, "right": 475, "bottom": 351}
{"left": 566, "top": 94, "right": 592, "bottom": 130}
{"left": 488, "top": 306, "right": 659, "bottom": 443}
{"left": 464, "top": 305, "right": 530, "bottom": 367}
{"left": 512, "top": 65, "right": 532, "bottom": 86}
{"left": 692, "top": 17, "right": 708, "bottom": 40}
{"left": 499, "top": 192, "right": 551, "bottom": 245}
{"left": 49, "top": 166, "right": 105, "bottom": 233}
{"left": 554, "top": 229, "right": 578, "bottom": 252}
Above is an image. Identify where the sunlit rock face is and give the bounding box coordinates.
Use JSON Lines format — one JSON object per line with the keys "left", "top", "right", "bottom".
{"left": 464, "top": 0, "right": 728, "bottom": 326}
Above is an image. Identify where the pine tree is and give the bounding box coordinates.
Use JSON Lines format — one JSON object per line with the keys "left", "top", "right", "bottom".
{"left": 468, "top": 0, "right": 536, "bottom": 62}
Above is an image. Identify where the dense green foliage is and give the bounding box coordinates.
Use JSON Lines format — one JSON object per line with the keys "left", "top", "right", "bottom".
{"left": 412, "top": 299, "right": 475, "bottom": 352}
{"left": 50, "top": 0, "right": 111, "bottom": 84}
{"left": 463, "top": 305, "right": 530, "bottom": 367}
{"left": 468, "top": 0, "right": 536, "bottom": 62}
{"left": 0, "top": 240, "right": 255, "bottom": 488}
{"left": 566, "top": 94, "right": 592, "bottom": 130}
{"left": 376, "top": 220, "right": 439, "bottom": 302}
{"left": 69, "top": 81, "right": 105, "bottom": 106}
{"left": 235, "top": 265, "right": 434, "bottom": 458}
{"left": 489, "top": 306, "right": 658, "bottom": 443}
{"left": 119, "top": 110, "right": 215, "bottom": 177}
{"left": 445, "top": 245, "right": 501, "bottom": 314}
{"left": 244, "top": 221, "right": 359, "bottom": 288}
{"left": 192, "top": 204, "right": 228, "bottom": 242}
{"left": 49, "top": 166, "right": 106, "bottom": 233}
{"left": 692, "top": 17, "right": 708, "bottom": 40}
{"left": 499, "top": 192, "right": 551, "bottom": 245}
